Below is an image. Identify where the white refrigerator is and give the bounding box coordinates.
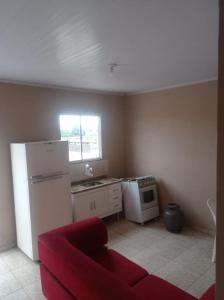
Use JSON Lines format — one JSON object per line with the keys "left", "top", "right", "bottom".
{"left": 10, "top": 140, "right": 73, "bottom": 261}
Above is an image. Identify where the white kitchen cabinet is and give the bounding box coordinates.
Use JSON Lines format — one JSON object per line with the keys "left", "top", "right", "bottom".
{"left": 92, "top": 188, "right": 108, "bottom": 216}
{"left": 108, "top": 183, "right": 122, "bottom": 212}
{"left": 72, "top": 182, "right": 122, "bottom": 222}
{"left": 72, "top": 194, "right": 93, "bottom": 221}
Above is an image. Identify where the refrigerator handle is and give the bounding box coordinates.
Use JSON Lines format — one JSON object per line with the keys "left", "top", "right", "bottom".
{"left": 30, "top": 171, "right": 67, "bottom": 180}
{"left": 30, "top": 174, "right": 65, "bottom": 184}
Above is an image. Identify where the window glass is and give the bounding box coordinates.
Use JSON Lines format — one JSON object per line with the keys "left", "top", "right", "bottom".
{"left": 59, "top": 114, "right": 101, "bottom": 162}
{"left": 81, "top": 116, "right": 101, "bottom": 160}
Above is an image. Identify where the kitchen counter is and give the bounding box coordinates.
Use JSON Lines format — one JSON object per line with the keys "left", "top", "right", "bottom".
{"left": 71, "top": 177, "right": 122, "bottom": 194}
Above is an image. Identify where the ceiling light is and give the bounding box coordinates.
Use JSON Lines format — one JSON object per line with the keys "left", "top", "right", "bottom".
{"left": 109, "top": 63, "right": 119, "bottom": 74}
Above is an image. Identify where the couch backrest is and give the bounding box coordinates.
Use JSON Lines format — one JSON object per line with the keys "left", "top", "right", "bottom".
{"left": 40, "top": 217, "right": 108, "bottom": 254}
{"left": 38, "top": 235, "right": 138, "bottom": 300}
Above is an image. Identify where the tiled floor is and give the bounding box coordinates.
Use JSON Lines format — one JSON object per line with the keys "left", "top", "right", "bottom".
{"left": 0, "top": 218, "right": 215, "bottom": 299}
{"left": 107, "top": 218, "right": 215, "bottom": 298}
{"left": 0, "top": 248, "right": 43, "bottom": 299}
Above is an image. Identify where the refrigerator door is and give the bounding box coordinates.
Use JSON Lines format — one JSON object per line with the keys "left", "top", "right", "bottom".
{"left": 26, "top": 140, "right": 69, "bottom": 178}
{"left": 29, "top": 173, "right": 72, "bottom": 260}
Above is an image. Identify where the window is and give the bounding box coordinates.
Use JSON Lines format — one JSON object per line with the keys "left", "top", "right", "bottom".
{"left": 59, "top": 115, "right": 102, "bottom": 162}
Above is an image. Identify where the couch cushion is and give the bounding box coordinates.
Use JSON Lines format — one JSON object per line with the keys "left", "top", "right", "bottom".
{"left": 39, "top": 217, "right": 108, "bottom": 254}
{"left": 200, "top": 285, "right": 215, "bottom": 300}
{"left": 91, "top": 249, "right": 148, "bottom": 286}
{"left": 133, "top": 275, "right": 197, "bottom": 300}
{"left": 38, "top": 235, "right": 138, "bottom": 300}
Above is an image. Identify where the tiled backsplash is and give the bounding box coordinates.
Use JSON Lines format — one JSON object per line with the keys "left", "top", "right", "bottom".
{"left": 69, "top": 159, "right": 108, "bottom": 183}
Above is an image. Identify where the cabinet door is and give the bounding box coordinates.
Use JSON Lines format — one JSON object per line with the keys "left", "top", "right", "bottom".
{"left": 73, "top": 184, "right": 122, "bottom": 221}
{"left": 93, "top": 188, "right": 108, "bottom": 217}
{"left": 73, "top": 193, "right": 93, "bottom": 221}
{"left": 73, "top": 187, "right": 108, "bottom": 221}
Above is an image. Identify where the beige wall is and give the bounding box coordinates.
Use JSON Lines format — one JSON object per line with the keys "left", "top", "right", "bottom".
{"left": 0, "top": 83, "right": 125, "bottom": 250}
{"left": 124, "top": 81, "right": 217, "bottom": 232}
{"left": 0, "top": 80, "right": 218, "bottom": 250}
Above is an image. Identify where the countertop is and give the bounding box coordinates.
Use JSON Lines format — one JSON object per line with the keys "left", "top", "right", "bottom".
{"left": 71, "top": 177, "right": 122, "bottom": 194}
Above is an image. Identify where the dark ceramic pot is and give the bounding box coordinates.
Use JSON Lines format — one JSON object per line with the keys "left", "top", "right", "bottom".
{"left": 164, "top": 203, "right": 184, "bottom": 233}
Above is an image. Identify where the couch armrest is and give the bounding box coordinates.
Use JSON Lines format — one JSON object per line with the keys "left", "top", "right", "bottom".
{"left": 39, "top": 217, "right": 108, "bottom": 254}
{"left": 38, "top": 235, "right": 138, "bottom": 300}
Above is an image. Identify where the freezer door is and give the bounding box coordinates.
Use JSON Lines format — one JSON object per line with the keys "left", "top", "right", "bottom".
{"left": 26, "top": 141, "right": 69, "bottom": 177}
{"left": 29, "top": 174, "right": 72, "bottom": 260}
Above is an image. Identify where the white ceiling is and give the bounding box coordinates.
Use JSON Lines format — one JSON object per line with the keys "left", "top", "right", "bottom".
{"left": 0, "top": 0, "right": 219, "bottom": 94}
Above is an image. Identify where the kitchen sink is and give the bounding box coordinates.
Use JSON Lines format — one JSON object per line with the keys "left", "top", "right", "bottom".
{"left": 80, "top": 181, "right": 103, "bottom": 187}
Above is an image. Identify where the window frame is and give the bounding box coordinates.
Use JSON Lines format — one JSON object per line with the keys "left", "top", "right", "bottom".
{"left": 59, "top": 114, "right": 102, "bottom": 163}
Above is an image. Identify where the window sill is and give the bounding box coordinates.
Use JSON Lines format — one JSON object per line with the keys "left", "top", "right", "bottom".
{"left": 69, "top": 158, "right": 103, "bottom": 165}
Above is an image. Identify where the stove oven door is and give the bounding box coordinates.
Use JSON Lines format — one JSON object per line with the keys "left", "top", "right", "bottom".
{"left": 139, "top": 185, "right": 158, "bottom": 210}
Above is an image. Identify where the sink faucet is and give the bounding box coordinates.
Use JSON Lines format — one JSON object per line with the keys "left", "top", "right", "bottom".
{"left": 84, "top": 164, "right": 94, "bottom": 177}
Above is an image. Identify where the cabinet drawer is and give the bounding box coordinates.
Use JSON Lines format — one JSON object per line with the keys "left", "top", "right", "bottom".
{"left": 108, "top": 183, "right": 121, "bottom": 196}
{"left": 110, "top": 194, "right": 122, "bottom": 204}
{"left": 110, "top": 202, "right": 122, "bottom": 211}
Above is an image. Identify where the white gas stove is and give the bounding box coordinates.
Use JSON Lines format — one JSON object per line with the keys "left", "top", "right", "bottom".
{"left": 122, "top": 175, "right": 160, "bottom": 224}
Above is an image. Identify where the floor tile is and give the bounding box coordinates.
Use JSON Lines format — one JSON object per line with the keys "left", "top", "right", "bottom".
{"left": 107, "top": 229, "right": 126, "bottom": 246}
{"left": 24, "top": 282, "right": 45, "bottom": 300}
{"left": 169, "top": 229, "right": 201, "bottom": 249}
{"left": 156, "top": 261, "right": 199, "bottom": 290}
{"left": 132, "top": 251, "right": 170, "bottom": 273}
{"left": 174, "top": 247, "right": 213, "bottom": 276}
{"left": 1, "top": 289, "right": 29, "bottom": 300}
{"left": 187, "top": 275, "right": 215, "bottom": 298}
{"left": 0, "top": 272, "right": 22, "bottom": 298}
{"left": 110, "top": 219, "right": 141, "bottom": 236}
{"left": 0, "top": 259, "right": 11, "bottom": 276}
{"left": 11, "top": 263, "right": 40, "bottom": 287}
{"left": 193, "top": 238, "right": 214, "bottom": 260}
{"left": 1, "top": 249, "right": 31, "bottom": 271}
{"left": 144, "top": 220, "right": 171, "bottom": 238}
{"left": 110, "top": 237, "right": 144, "bottom": 258}
{"left": 134, "top": 229, "right": 165, "bottom": 246}
{"left": 149, "top": 236, "right": 186, "bottom": 260}
{"left": 204, "top": 265, "right": 216, "bottom": 280}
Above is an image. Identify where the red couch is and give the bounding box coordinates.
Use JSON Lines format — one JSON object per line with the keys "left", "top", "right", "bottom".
{"left": 38, "top": 217, "right": 215, "bottom": 300}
